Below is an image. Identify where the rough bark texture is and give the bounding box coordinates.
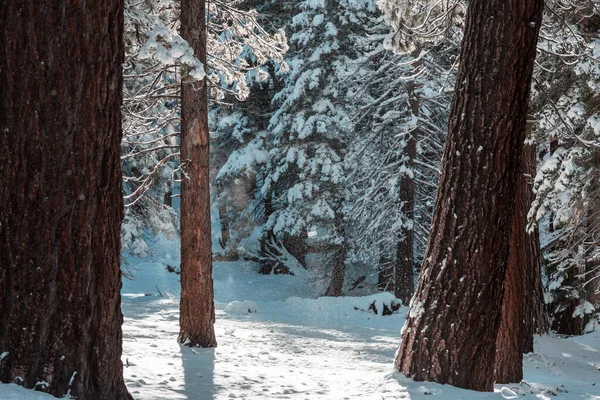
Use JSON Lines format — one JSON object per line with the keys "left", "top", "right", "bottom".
{"left": 0, "top": 1, "right": 131, "bottom": 398}
{"left": 495, "top": 143, "right": 544, "bottom": 383}
{"left": 394, "top": 0, "right": 543, "bottom": 392}
{"left": 179, "top": 0, "right": 217, "bottom": 348}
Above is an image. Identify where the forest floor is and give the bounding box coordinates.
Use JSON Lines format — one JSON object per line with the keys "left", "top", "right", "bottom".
{"left": 118, "top": 259, "right": 600, "bottom": 400}
{"left": 1, "top": 238, "right": 600, "bottom": 400}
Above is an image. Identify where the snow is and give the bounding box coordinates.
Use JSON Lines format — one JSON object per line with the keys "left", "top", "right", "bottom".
{"left": 3, "top": 253, "right": 600, "bottom": 399}
{"left": 224, "top": 300, "right": 260, "bottom": 315}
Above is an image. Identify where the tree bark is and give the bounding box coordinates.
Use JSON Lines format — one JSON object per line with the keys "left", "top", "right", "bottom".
{"left": 495, "top": 143, "right": 544, "bottom": 383}
{"left": 0, "top": 1, "right": 131, "bottom": 398}
{"left": 394, "top": 0, "right": 543, "bottom": 392}
{"left": 179, "top": 0, "right": 217, "bottom": 348}
{"left": 395, "top": 80, "right": 419, "bottom": 305}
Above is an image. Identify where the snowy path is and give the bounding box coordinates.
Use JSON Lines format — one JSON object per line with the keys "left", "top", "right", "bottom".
{"left": 122, "top": 300, "right": 403, "bottom": 400}
{"left": 121, "top": 261, "right": 409, "bottom": 400}
{"left": 119, "top": 261, "right": 600, "bottom": 400}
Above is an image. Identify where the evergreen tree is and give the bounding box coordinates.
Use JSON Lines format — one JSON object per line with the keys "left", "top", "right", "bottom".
{"left": 0, "top": 1, "right": 131, "bottom": 398}
{"left": 395, "top": 0, "right": 543, "bottom": 391}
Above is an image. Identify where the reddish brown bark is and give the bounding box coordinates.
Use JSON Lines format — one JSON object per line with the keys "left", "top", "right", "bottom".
{"left": 495, "top": 143, "right": 544, "bottom": 383}
{"left": 394, "top": 0, "right": 543, "bottom": 392}
{"left": 178, "top": 0, "right": 217, "bottom": 347}
{"left": 0, "top": 1, "right": 131, "bottom": 398}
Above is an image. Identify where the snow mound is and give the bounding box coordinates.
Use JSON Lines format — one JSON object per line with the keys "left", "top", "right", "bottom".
{"left": 224, "top": 300, "right": 260, "bottom": 314}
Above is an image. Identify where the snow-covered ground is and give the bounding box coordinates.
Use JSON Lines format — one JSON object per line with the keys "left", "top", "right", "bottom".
{"left": 118, "top": 258, "right": 600, "bottom": 400}
{"left": 2, "top": 237, "right": 600, "bottom": 400}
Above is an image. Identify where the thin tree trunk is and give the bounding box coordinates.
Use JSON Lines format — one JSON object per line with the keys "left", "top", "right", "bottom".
{"left": 0, "top": 1, "right": 131, "bottom": 398}
{"left": 325, "top": 210, "right": 346, "bottom": 296}
{"left": 395, "top": 79, "right": 418, "bottom": 305}
{"left": 395, "top": 133, "right": 416, "bottom": 305}
{"left": 259, "top": 192, "right": 276, "bottom": 274}
{"left": 394, "top": 0, "right": 543, "bottom": 392}
{"left": 179, "top": 0, "right": 217, "bottom": 348}
{"left": 522, "top": 143, "right": 547, "bottom": 353}
{"left": 217, "top": 183, "right": 230, "bottom": 250}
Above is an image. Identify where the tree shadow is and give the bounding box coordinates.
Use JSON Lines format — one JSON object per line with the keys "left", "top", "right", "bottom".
{"left": 180, "top": 345, "right": 216, "bottom": 400}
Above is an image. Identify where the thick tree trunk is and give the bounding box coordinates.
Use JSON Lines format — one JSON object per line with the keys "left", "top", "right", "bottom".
{"left": 0, "top": 1, "right": 131, "bottom": 398}
{"left": 394, "top": 0, "right": 543, "bottom": 392}
{"left": 179, "top": 0, "right": 217, "bottom": 348}
{"left": 495, "top": 143, "right": 543, "bottom": 383}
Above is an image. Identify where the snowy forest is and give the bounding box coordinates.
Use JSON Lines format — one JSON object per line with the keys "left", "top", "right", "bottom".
{"left": 1, "top": 0, "right": 600, "bottom": 399}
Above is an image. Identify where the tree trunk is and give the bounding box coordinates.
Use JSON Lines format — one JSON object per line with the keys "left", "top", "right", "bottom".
{"left": 325, "top": 210, "right": 346, "bottom": 296}
{"left": 395, "top": 133, "right": 416, "bottom": 305}
{"left": 259, "top": 192, "right": 276, "bottom": 274}
{"left": 0, "top": 1, "right": 131, "bottom": 398}
{"left": 283, "top": 229, "right": 308, "bottom": 268}
{"left": 179, "top": 0, "right": 217, "bottom": 348}
{"left": 325, "top": 247, "right": 346, "bottom": 297}
{"left": 394, "top": 0, "right": 543, "bottom": 392}
{"left": 395, "top": 76, "right": 418, "bottom": 304}
{"left": 217, "top": 183, "right": 230, "bottom": 250}
{"left": 495, "top": 143, "right": 544, "bottom": 383}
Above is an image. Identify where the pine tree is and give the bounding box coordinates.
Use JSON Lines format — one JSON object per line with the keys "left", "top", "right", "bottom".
{"left": 0, "top": 1, "right": 131, "bottom": 398}
{"left": 178, "top": 0, "right": 218, "bottom": 348}
{"left": 259, "top": 0, "right": 381, "bottom": 294}
{"left": 395, "top": 0, "right": 543, "bottom": 391}
{"left": 529, "top": 1, "right": 600, "bottom": 334}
